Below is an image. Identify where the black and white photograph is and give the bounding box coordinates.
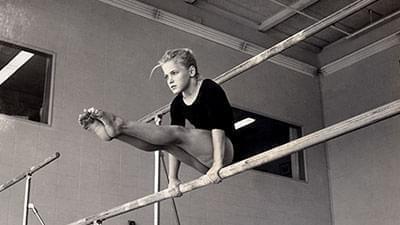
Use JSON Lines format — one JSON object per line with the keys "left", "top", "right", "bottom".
{"left": 0, "top": 1, "right": 399, "bottom": 225}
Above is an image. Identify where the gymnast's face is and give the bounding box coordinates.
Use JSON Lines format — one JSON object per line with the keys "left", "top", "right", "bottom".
{"left": 161, "top": 60, "right": 194, "bottom": 94}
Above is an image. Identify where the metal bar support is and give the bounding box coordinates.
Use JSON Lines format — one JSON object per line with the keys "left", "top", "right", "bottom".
{"left": 154, "top": 115, "right": 181, "bottom": 225}
{"left": 154, "top": 151, "right": 161, "bottom": 225}
{"left": 160, "top": 155, "right": 181, "bottom": 225}
{"left": 22, "top": 174, "right": 32, "bottom": 225}
{"left": 154, "top": 116, "right": 162, "bottom": 225}
{"left": 29, "top": 203, "right": 46, "bottom": 225}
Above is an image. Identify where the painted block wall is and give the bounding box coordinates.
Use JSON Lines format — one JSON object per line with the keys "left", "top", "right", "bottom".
{"left": 320, "top": 45, "right": 400, "bottom": 225}
{"left": 0, "top": 1, "right": 330, "bottom": 225}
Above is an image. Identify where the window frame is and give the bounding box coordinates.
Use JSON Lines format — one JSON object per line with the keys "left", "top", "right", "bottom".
{"left": 232, "top": 105, "right": 308, "bottom": 182}
{"left": 0, "top": 38, "right": 56, "bottom": 126}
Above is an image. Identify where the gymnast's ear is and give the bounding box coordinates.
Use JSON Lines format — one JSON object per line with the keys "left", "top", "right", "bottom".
{"left": 188, "top": 65, "right": 196, "bottom": 78}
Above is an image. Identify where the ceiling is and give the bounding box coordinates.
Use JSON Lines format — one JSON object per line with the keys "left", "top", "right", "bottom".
{"left": 1, "top": 0, "right": 399, "bottom": 105}
{"left": 137, "top": 0, "right": 400, "bottom": 54}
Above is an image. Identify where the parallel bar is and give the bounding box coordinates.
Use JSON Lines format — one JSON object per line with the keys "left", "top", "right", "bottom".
{"left": 68, "top": 98, "right": 400, "bottom": 225}
{"left": 0, "top": 152, "right": 61, "bottom": 193}
{"left": 138, "top": 0, "right": 378, "bottom": 123}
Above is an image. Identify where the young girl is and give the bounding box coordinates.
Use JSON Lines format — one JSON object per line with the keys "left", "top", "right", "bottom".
{"left": 79, "top": 48, "right": 235, "bottom": 190}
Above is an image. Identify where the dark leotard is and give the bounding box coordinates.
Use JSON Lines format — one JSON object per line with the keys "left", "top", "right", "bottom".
{"left": 170, "top": 79, "right": 235, "bottom": 142}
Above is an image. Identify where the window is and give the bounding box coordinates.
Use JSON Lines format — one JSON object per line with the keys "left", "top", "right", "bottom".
{"left": 232, "top": 107, "right": 306, "bottom": 181}
{"left": 0, "top": 40, "right": 53, "bottom": 124}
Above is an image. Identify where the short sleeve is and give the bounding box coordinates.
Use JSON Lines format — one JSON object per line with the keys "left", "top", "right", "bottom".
{"left": 170, "top": 97, "right": 185, "bottom": 126}
{"left": 204, "top": 81, "right": 232, "bottom": 131}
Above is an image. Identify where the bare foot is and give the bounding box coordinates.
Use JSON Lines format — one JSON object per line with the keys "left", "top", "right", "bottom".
{"left": 87, "top": 107, "right": 124, "bottom": 138}
{"left": 78, "top": 110, "right": 112, "bottom": 141}
{"left": 78, "top": 110, "right": 93, "bottom": 129}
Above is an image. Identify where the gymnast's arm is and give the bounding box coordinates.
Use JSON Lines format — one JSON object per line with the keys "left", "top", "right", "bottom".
{"left": 168, "top": 154, "right": 181, "bottom": 188}
{"left": 168, "top": 99, "right": 184, "bottom": 188}
{"left": 206, "top": 129, "right": 225, "bottom": 180}
{"left": 204, "top": 80, "right": 231, "bottom": 182}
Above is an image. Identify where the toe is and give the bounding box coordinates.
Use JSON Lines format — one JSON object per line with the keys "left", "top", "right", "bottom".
{"left": 78, "top": 113, "right": 88, "bottom": 125}
{"left": 88, "top": 107, "right": 96, "bottom": 113}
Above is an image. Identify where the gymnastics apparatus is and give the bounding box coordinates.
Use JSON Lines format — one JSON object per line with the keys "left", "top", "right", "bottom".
{"left": 66, "top": 0, "right": 400, "bottom": 224}
{"left": 0, "top": 152, "right": 60, "bottom": 225}
{"left": 1, "top": 1, "right": 397, "bottom": 225}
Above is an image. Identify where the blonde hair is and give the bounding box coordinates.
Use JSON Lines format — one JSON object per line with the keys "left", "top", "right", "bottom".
{"left": 149, "top": 48, "right": 199, "bottom": 79}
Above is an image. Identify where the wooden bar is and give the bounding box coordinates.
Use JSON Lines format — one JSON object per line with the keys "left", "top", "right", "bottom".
{"left": 68, "top": 99, "right": 400, "bottom": 225}
{"left": 138, "top": 0, "right": 377, "bottom": 123}
{"left": 0, "top": 152, "right": 60, "bottom": 193}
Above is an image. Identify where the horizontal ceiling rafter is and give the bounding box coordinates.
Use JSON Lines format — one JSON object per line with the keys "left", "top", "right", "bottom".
{"left": 259, "top": 0, "right": 319, "bottom": 32}
{"left": 99, "top": 0, "right": 317, "bottom": 76}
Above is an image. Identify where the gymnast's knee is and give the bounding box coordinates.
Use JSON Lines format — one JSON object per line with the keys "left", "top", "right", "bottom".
{"left": 166, "top": 125, "right": 188, "bottom": 145}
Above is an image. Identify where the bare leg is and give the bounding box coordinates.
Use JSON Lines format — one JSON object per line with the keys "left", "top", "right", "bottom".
{"left": 116, "top": 131, "right": 216, "bottom": 173}
{"left": 83, "top": 108, "right": 234, "bottom": 173}
{"left": 89, "top": 108, "right": 186, "bottom": 146}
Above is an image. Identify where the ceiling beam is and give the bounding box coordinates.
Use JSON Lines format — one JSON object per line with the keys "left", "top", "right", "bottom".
{"left": 193, "top": 0, "right": 260, "bottom": 30}
{"left": 259, "top": 0, "right": 319, "bottom": 32}
{"left": 98, "top": 0, "right": 318, "bottom": 76}
{"left": 320, "top": 31, "right": 400, "bottom": 75}
{"left": 191, "top": 0, "right": 321, "bottom": 52}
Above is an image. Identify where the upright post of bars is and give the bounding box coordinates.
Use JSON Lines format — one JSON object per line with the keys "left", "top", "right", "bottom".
{"left": 154, "top": 152, "right": 160, "bottom": 225}
{"left": 154, "top": 115, "right": 181, "bottom": 225}
{"left": 160, "top": 155, "right": 181, "bottom": 225}
{"left": 22, "top": 175, "right": 32, "bottom": 225}
{"left": 154, "top": 116, "right": 162, "bottom": 225}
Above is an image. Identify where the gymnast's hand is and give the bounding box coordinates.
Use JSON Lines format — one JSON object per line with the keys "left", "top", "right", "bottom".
{"left": 168, "top": 178, "right": 182, "bottom": 197}
{"left": 206, "top": 163, "right": 223, "bottom": 184}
